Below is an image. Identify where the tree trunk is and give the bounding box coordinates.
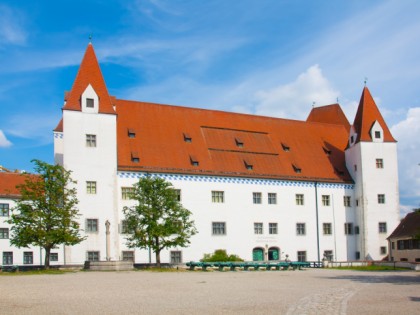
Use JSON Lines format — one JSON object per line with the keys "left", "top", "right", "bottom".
{"left": 155, "top": 237, "right": 161, "bottom": 268}
{"left": 44, "top": 247, "right": 51, "bottom": 269}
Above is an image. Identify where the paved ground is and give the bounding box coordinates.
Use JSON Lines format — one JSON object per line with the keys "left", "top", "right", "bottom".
{"left": 1, "top": 268, "right": 419, "bottom": 314}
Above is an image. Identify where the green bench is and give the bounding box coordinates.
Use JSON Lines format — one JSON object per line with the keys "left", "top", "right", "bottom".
{"left": 186, "top": 261, "right": 298, "bottom": 271}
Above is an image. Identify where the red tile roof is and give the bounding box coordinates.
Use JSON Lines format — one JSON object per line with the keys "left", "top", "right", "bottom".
{"left": 54, "top": 118, "right": 63, "bottom": 132}
{"left": 62, "top": 43, "right": 115, "bottom": 114}
{"left": 307, "top": 104, "right": 350, "bottom": 132}
{"left": 352, "top": 87, "right": 396, "bottom": 143}
{"left": 0, "top": 172, "right": 29, "bottom": 198}
{"left": 388, "top": 211, "right": 420, "bottom": 239}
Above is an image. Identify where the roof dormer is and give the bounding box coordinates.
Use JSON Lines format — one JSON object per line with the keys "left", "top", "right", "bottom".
{"left": 370, "top": 120, "right": 384, "bottom": 143}
{"left": 81, "top": 84, "right": 99, "bottom": 114}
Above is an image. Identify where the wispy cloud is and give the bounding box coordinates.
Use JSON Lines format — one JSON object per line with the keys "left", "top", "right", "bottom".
{"left": 0, "top": 4, "right": 27, "bottom": 48}
{"left": 0, "top": 130, "right": 12, "bottom": 147}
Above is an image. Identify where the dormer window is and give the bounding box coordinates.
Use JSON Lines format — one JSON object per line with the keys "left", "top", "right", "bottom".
{"left": 370, "top": 121, "right": 384, "bottom": 142}
{"left": 235, "top": 138, "right": 244, "bottom": 148}
{"left": 244, "top": 159, "right": 253, "bottom": 170}
{"left": 281, "top": 143, "right": 290, "bottom": 152}
{"left": 323, "top": 147, "right": 331, "bottom": 155}
{"left": 292, "top": 164, "right": 301, "bottom": 173}
{"left": 190, "top": 155, "right": 199, "bottom": 166}
{"left": 86, "top": 98, "right": 94, "bottom": 108}
{"left": 131, "top": 152, "right": 139, "bottom": 163}
{"left": 183, "top": 133, "right": 192, "bottom": 143}
{"left": 128, "top": 129, "right": 136, "bottom": 138}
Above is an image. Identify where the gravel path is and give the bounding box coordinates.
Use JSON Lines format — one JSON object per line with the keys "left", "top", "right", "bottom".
{"left": 1, "top": 269, "right": 419, "bottom": 314}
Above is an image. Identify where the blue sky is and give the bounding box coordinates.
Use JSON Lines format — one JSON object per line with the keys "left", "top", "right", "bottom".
{"left": 0, "top": 0, "right": 419, "bottom": 214}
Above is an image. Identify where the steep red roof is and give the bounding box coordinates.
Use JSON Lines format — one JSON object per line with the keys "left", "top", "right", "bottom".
{"left": 388, "top": 211, "right": 420, "bottom": 239}
{"left": 307, "top": 104, "right": 350, "bottom": 132}
{"left": 0, "top": 172, "right": 29, "bottom": 198}
{"left": 63, "top": 43, "right": 115, "bottom": 114}
{"left": 54, "top": 119, "right": 63, "bottom": 132}
{"left": 115, "top": 100, "right": 352, "bottom": 183}
{"left": 352, "top": 87, "right": 396, "bottom": 143}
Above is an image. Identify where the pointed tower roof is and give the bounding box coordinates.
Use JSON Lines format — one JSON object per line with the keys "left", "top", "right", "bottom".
{"left": 352, "top": 87, "right": 395, "bottom": 143}
{"left": 63, "top": 43, "right": 115, "bottom": 114}
{"left": 306, "top": 104, "right": 350, "bottom": 131}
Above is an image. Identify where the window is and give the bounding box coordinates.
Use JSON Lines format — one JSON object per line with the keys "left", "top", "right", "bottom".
{"left": 343, "top": 196, "right": 351, "bottom": 207}
{"left": 86, "top": 181, "right": 97, "bottom": 194}
{"left": 323, "top": 250, "right": 333, "bottom": 261}
{"left": 86, "top": 98, "right": 94, "bottom": 108}
{"left": 355, "top": 252, "right": 360, "bottom": 260}
{"left": 322, "top": 195, "right": 330, "bottom": 206}
{"left": 3, "top": 252, "right": 13, "bottom": 265}
{"left": 268, "top": 193, "right": 277, "bottom": 205}
{"left": 50, "top": 253, "right": 58, "bottom": 262}
{"left": 131, "top": 152, "right": 140, "bottom": 163}
{"left": 121, "top": 187, "right": 135, "bottom": 200}
{"left": 170, "top": 251, "right": 182, "bottom": 264}
{"left": 354, "top": 164, "right": 357, "bottom": 172}
{"left": 378, "top": 194, "right": 385, "bottom": 204}
{"left": 86, "top": 134, "right": 96, "bottom": 147}
{"left": 292, "top": 164, "right": 301, "bottom": 173}
{"left": 211, "top": 191, "right": 224, "bottom": 203}
{"left": 212, "top": 222, "right": 226, "bottom": 235}
{"left": 86, "top": 219, "right": 98, "bottom": 232}
{"left": 281, "top": 143, "right": 290, "bottom": 151}
{"left": 355, "top": 226, "right": 360, "bottom": 234}
{"left": 190, "top": 155, "right": 199, "bottom": 166}
{"left": 120, "top": 220, "right": 129, "bottom": 234}
{"left": 297, "top": 251, "right": 306, "bottom": 262}
{"left": 235, "top": 138, "right": 244, "bottom": 148}
{"left": 174, "top": 189, "right": 181, "bottom": 201}
{"left": 23, "top": 252, "right": 33, "bottom": 264}
{"left": 356, "top": 199, "right": 359, "bottom": 206}
{"left": 254, "top": 223, "right": 263, "bottom": 234}
{"left": 379, "top": 222, "right": 387, "bottom": 233}
{"left": 323, "top": 223, "right": 332, "bottom": 235}
{"left": 344, "top": 223, "right": 353, "bottom": 235}
{"left": 244, "top": 159, "right": 253, "bottom": 170}
{"left": 376, "top": 158, "right": 384, "bottom": 168}
{"left": 0, "top": 228, "right": 9, "bottom": 239}
{"left": 122, "top": 251, "right": 134, "bottom": 262}
{"left": 296, "top": 223, "right": 306, "bottom": 235}
{"left": 380, "top": 246, "right": 387, "bottom": 255}
{"left": 253, "top": 192, "right": 262, "bottom": 204}
{"left": 296, "top": 194, "right": 304, "bottom": 205}
{"left": 375, "top": 131, "right": 381, "bottom": 139}
{"left": 128, "top": 128, "right": 136, "bottom": 138}
{"left": 183, "top": 133, "right": 192, "bottom": 143}
{"left": 0, "top": 203, "right": 9, "bottom": 217}
{"left": 87, "top": 251, "right": 100, "bottom": 262}
{"left": 269, "top": 223, "right": 278, "bottom": 235}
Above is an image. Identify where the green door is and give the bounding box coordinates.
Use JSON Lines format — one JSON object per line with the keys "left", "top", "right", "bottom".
{"left": 268, "top": 248, "right": 279, "bottom": 260}
{"left": 252, "top": 248, "right": 264, "bottom": 261}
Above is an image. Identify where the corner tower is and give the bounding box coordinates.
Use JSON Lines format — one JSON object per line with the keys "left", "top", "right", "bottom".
{"left": 54, "top": 43, "right": 118, "bottom": 264}
{"left": 345, "top": 87, "right": 400, "bottom": 260}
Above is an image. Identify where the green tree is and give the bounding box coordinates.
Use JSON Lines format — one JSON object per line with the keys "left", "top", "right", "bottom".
{"left": 7, "top": 160, "right": 85, "bottom": 268}
{"left": 123, "top": 176, "right": 198, "bottom": 267}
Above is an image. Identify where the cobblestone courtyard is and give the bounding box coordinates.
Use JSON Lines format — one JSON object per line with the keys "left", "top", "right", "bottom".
{"left": 1, "top": 269, "right": 419, "bottom": 314}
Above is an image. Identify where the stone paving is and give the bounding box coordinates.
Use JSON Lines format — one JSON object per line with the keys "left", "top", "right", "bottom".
{"left": 1, "top": 268, "right": 419, "bottom": 314}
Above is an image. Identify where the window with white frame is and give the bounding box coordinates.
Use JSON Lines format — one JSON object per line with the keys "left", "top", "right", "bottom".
{"left": 50, "top": 253, "right": 59, "bottom": 261}
{"left": 122, "top": 251, "right": 134, "bottom": 261}
{"left": 253, "top": 192, "right": 262, "bottom": 204}
{"left": 376, "top": 158, "right": 384, "bottom": 169}
{"left": 296, "top": 223, "right": 306, "bottom": 235}
{"left": 87, "top": 251, "right": 100, "bottom": 262}
{"left": 323, "top": 223, "right": 332, "bottom": 235}
{"left": 0, "top": 228, "right": 9, "bottom": 239}
{"left": 343, "top": 196, "right": 351, "bottom": 207}
{"left": 380, "top": 246, "right": 387, "bottom": 255}
{"left": 344, "top": 223, "right": 353, "bottom": 235}
{"left": 378, "top": 222, "right": 387, "bottom": 233}
{"left": 86, "top": 98, "right": 94, "bottom": 108}
{"left": 121, "top": 187, "right": 135, "bottom": 200}
{"left": 296, "top": 194, "right": 304, "bottom": 205}
{"left": 86, "top": 219, "right": 98, "bottom": 232}
{"left": 3, "top": 252, "right": 13, "bottom": 265}
{"left": 268, "top": 193, "right": 277, "bottom": 204}
{"left": 212, "top": 222, "right": 226, "bottom": 235}
{"left": 86, "top": 181, "right": 97, "bottom": 194}
{"left": 297, "top": 251, "right": 306, "bottom": 262}
{"left": 86, "top": 134, "right": 96, "bottom": 147}
{"left": 254, "top": 222, "right": 263, "bottom": 234}
{"left": 269, "top": 223, "right": 278, "bottom": 234}
{"left": 120, "top": 220, "right": 129, "bottom": 234}
{"left": 323, "top": 250, "right": 333, "bottom": 261}
{"left": 322, "top": 195, "right": 330, "bottom": 206}
{"left": 378, "top": 194, "right": 385, "bottom": 204}
{"left": 23, "top": 252, "right": 33, "bottom": 264}
{"left": 211, "top": 191, "right": 224, "bottom": 203}
{"left": 0, "top": 203, "right": 9, "bottom": 216}
{"left": 170, "top": 251, "right": 182, "bottom": 264}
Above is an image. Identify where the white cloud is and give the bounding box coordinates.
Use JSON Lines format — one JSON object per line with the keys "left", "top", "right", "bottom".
{"left": 253, "top": 65, "right": 340, "bottom": 119}
{"left": 0, "top": 5, "right": 27, "bottom": 47}
{"left": 0, "top": 130, "right": 12, "bottom": 147}
{"left": 391, "top": 107, "right": 420, "bottom": 210}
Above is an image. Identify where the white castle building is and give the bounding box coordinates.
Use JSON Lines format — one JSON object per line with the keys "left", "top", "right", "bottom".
{"left": 1, "top": 43, "right": 400, "bottom": 266}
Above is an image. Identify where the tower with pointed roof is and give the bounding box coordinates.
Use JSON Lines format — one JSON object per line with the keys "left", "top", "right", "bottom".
{"left": 345, "top": 87, "right": 400, "bottom": 260}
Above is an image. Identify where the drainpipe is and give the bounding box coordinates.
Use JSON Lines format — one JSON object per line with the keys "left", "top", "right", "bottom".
{"left": 315, "top": 182, "right": 320, "bottom": 263}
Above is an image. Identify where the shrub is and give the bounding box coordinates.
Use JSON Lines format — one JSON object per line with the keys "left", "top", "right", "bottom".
{"left": 201, "top": 249, "right": 244, "bottom": 262}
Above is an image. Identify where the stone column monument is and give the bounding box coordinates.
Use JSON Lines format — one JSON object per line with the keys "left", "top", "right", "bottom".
{"left": 105, "top": 220, "right": 111, "bottom": 261}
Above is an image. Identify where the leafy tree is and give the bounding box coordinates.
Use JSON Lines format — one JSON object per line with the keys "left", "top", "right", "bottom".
{"left": 123, "top": 176, "right": 198, "bottom": 267}
{"left": 8, "top": 160, "right": 85, "bottom": 268}
{"left": 201, "top": 249, "right": 244, "bottom": 262}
